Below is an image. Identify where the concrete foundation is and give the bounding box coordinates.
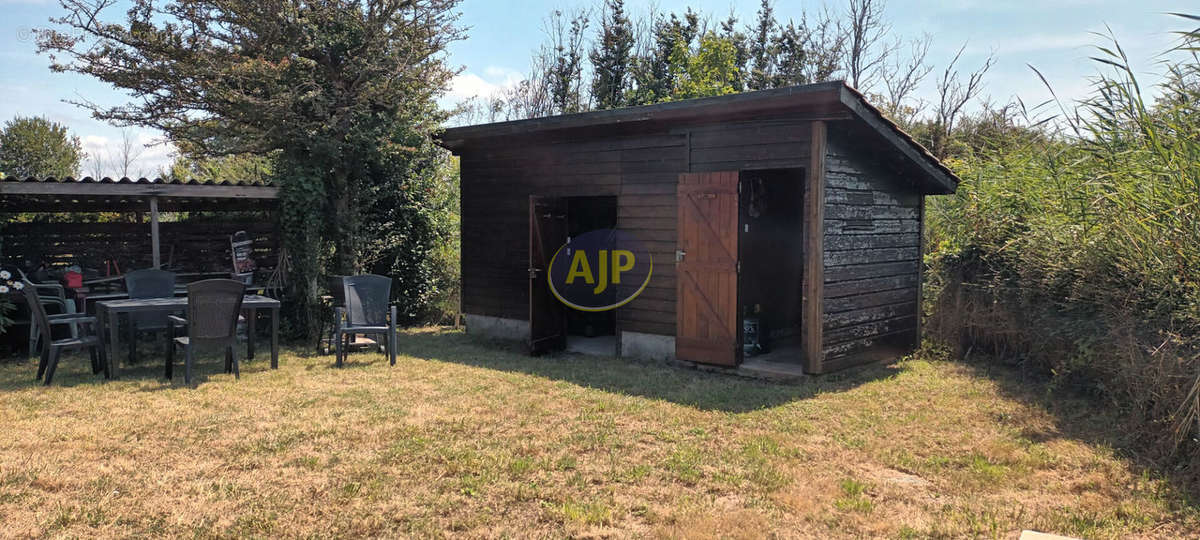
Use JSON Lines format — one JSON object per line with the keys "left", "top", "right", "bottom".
{"left": 464, "top": 314, "right": 528, "bottom": 342}
{"left": 619, "top": 331, "right": 675, "bottom": 361}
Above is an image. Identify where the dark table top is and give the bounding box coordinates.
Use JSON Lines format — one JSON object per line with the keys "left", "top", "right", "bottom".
{"left": 96, "top": 295, "right": 280, "bottom": 312}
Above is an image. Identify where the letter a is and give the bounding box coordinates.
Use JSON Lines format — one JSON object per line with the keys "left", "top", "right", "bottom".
{"left": 566, "top": 250, "right": 594, "bottom": 284}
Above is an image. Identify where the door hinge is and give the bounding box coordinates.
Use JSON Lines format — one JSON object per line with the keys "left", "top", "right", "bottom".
{"left": 736, "top": 260, "right": 742, "bottom": 274}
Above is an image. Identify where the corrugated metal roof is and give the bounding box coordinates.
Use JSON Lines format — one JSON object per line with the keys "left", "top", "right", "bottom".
{"left": 0, "top": 176, "right": 273, "bottom": 186}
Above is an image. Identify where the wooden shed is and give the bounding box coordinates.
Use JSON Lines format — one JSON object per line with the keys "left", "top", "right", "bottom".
{"left": 438, "top": 81, "right": 958, "bottom": 374}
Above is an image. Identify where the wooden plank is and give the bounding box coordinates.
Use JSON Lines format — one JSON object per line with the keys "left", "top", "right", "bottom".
{"left": 826, "top": 204, "right": 920, "bottom": 220}
{"left": 824, "top": 260, "right": 920, "bottom": 283}
{"left": 823, "top": 301, "right": 918, "bottom": 330}
{"left": 824, "top": 233, "right": 920, "bottom": 251}
{"left": 826, "top": 188, "right": 920, "bottom": 206}
{"left": 825, "top": 287, "right": 918, "bottom": 313}
{"left": 824, "top": 315, "right": 918, "bottom": 345}
{"left": 824, "top": 247, "right": 920, "bottom": 266}
{"left": 824, "top": 218, "right": 920, "bottom": 235}
{"left": 803, "top": 120, "right": 827, "bottom": 374}
{"left": 823, "top": 274, "right": 919, "bottom": 298}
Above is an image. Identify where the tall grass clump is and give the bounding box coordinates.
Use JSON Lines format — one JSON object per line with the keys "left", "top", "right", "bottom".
{"left": 925, "top": 14, "right": 1200, "bottom": 478}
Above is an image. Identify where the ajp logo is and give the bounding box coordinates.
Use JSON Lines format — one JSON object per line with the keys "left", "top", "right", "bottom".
{"left": 547, "top": 229, "right": 653, "bottom": 311}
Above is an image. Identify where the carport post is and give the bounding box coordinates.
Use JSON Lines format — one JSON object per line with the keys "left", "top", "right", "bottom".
{"left": 150, "top": 196, "right": 160, "bottom": 268}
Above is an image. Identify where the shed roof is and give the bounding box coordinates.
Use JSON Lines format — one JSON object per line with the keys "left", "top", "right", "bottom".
{"left": 0, "top": 176, "right": 279, "bottom": 212}
{"left": 439, "top": 81, "right": 958, "bottom": 194}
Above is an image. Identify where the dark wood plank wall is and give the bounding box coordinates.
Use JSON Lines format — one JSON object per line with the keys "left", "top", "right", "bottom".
{"left": 821, "top": 128, "right": 922, "bottom": 370}
{"left": 1, "top": 221, "right": 278, "bottom": 274}
{"left": 459, "top": 116, "right": 815, "bottom": 337}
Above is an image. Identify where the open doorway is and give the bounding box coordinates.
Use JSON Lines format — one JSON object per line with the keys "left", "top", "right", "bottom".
{"left": 738, "top": 168, "right": 805, "bottom": 364}
{"left": 564, "top": 196, "right": 618, "bottom": 356}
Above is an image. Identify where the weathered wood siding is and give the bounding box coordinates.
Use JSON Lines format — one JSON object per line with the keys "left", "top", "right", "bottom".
{"left": 1, "top": 220, "right": 278, "bottom": 274}
{"left": 459, "top": 116, "right": 814, "bottom": 337}
{"left": 821, "top": 128, "right": 922, "bottom": 369}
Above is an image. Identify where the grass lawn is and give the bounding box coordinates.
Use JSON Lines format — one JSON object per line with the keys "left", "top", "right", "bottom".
{"left": 0, "top": 328, "right": 1197, "bottom": 538}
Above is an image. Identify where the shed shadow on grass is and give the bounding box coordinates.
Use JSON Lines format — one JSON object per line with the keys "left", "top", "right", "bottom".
{"left": 391, "top": 328, "right": 899, "bottom": 413}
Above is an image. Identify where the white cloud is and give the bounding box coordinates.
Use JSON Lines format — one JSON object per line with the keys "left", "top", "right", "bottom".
{"left": 81, "top": 130, "right": 177, "bottom": 179}
{"left": 446, "top": 66, "right": 523, "bottom": 102}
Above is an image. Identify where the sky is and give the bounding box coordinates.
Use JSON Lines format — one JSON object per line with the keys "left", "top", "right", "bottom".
{"left": 0, "top": 0, "right": 1190, "bottom": 176}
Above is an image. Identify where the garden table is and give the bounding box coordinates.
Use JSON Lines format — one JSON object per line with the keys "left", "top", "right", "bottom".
{"left": 96, "top": 295, "right": 280, "bottom": 379}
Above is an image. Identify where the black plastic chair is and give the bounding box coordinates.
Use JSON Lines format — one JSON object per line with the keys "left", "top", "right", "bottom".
{"left": 334, "top": 274, "right": 396, "bottom": 367}
{"left": 124, "top": 268, "right": 177, "bottom": 364}
{"left": 4, "top": 265, "right": 77, "bottom": 356}
{"left": 22, "top": 279, "right": 106, "bottom": 385}
{"left": 315, "top": 275, "right": 346, "bottom": 354}
{"left": 166, "top": 279, "right": 245, "bottom": 384}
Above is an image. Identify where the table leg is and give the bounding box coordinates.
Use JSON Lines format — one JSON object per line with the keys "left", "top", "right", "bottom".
{"left": 271, "top": 307, "right": 279, "bottom": 369}
{"left": 98, "top": 309, "right": 111, "bottom": 379}
{"left": 107, "top": 310, "right": 121, "bottom": 379}
{"left": 247, "top": 308, "right": 256, "bottom": 360}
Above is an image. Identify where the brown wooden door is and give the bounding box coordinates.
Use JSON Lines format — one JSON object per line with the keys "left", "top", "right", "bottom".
{"left": 676, "top": 171, "right": 740, "bottom": 366}
{"left": 529, "top": 196, "right": 568, "bottom": 354}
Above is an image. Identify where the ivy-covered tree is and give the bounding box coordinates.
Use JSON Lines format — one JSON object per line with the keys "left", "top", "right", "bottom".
{"left": 589, "top": 0, "right": 634, "bottom": 110}
{"left": 0, "top": 116, "right": 82, "bottom": 178}
{"left": 37, "top": 0, "right": 463, "bottom": 335}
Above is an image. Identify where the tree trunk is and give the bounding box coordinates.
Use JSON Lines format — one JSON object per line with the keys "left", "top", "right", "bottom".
{"left": 330, "top": 168, "right": 357, "bottom": 275}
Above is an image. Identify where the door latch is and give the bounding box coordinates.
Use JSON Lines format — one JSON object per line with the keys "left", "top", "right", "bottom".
{"left": 528, "top": 267, "right": 541, "bottom": 279}
{"left": 675, "top": 249, "right": 687, "bottom": 262}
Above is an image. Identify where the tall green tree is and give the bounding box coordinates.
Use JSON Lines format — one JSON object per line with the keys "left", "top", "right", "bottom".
{"left": 0, "top": 116, "right": 83, "bottom": 178}
{"left": 589, "top": 0, "right": 634, "bottom": 110}
{"left": 746, "top": 0, "right": 777, "bottom": 91}
{"left": 671, "top": 33, "right": 742, "bottom": 100}
{"left": 545, "top": 9, "right": 590, "bottom": 114}
{"left": 38, "top": 0, "right": 463, "bottom": 335}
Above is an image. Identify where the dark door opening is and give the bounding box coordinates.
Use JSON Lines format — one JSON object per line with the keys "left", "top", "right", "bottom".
{"left": 738, "top": 168, "right": 805, "bottom": 363}
{"left": 565, "top": 196, "right": 618, "bottom": 356}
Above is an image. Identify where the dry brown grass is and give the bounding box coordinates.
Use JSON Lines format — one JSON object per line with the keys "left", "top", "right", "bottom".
{"left": 0, "top": 328, "right": 1196, "bottom": 538}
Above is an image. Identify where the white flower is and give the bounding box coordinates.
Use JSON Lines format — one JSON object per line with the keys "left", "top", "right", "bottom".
{"left": 12, "top": 282, "right": 23, "bottom": 290}
{"left": 0, "top": 285, "right": 9, "bottom": 294}
{"left": 0, "top": 271, "right": 10, "bottom": 280}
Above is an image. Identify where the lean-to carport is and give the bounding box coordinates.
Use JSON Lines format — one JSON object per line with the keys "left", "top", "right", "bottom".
{"left": 0, "top": 176, "right": 279, "bottom": 270}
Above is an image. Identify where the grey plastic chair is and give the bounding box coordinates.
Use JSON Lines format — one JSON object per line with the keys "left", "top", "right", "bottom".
{"left": 166, "top": 279, "right": 245, "bottom": 384}
{"left": 334, "top": 274, "right": 396, "bottom": 367}
{"left": 4, "top": 265, "right": 77, "bottom": 356}
{"left": 22, "top": 279, "right": 106, "bottom": 385}
{"left": 124, "top": 268, "right": 177, "bottom": 364}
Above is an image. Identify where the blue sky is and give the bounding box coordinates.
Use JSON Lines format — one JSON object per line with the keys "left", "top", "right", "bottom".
{"left": 0, "top": 0, "right": 1188, "bottom": 175}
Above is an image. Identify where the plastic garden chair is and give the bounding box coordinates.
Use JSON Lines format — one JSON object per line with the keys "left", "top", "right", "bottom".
{"left": 334, "top": 274, "right": 396, "bottom": 367}
{"left": 3, "top": 265, "right": 77, "bottom": 356}
{"left": 166, "top": 279, "right": 246, "bottom": 384}
{"left": 22, "top": 279, "right": 106, "bottom": 385}
{"left": 123, "top": 268, "right": 177, "bottom": 365}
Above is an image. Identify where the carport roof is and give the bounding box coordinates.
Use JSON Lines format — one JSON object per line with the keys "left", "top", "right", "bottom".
{"left": 0, "top": 176, "right": 279, "bottom": 212}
